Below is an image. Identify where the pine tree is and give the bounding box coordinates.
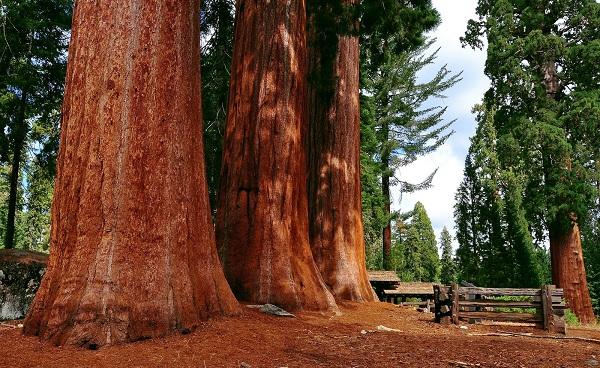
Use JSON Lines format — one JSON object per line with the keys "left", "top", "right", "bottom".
{"left": 439, "top": 227, "right": 456, "bottom": 285}
{"left": 400, "top": 202, "right": 440, "bottom": 282}
{"left": 0, "top": 0, "right": 71, "bottom": 249}
{"left": 455, "top": 105, "right": 545, "bottom": 288}
{"left": 360, "top": 39, "right": 460, "bottom": 270}
{"left": 501, "top": 170, "right": 544, "bottom": 287}
{"left": 463, "top": 0, "right": 598, "bottom": 323}
{"left": 454, "top": 106, "right": 505, "bottom": 286}
{"left": 358, "top": 1, "right": 443, "bottom": 270}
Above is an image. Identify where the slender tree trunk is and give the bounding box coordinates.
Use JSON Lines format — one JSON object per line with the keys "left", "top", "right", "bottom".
{"left": 381, "top": 126, "right": 392, "bottom": 270}
{"left": 23, "top": 0, "right": 239, "bottom": 347}
{"left": 4, "top": 92, "right": 28, "bottom": 249}
{"left": 307, "top": 0, "right": 376, "bottom": 302}
{"left": 550, "top": 222, "right": 595, "bottom": 324}
{"left": 216, "top": 0, "right": 336, "bottom": 311}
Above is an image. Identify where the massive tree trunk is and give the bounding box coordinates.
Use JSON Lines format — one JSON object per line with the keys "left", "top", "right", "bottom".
{"left": 4, "top": 92, "right": 28, "bottom": 250}
{"left": 23, "top": 0, "right": 239, "bottom": 347}
{"left": 216, "top": 0, "right": 336, "bottom": 311}
{"left": 307, "top": 1, "right": 376, "bottom": 301}
{"left": 550, "top": 222, "right": 596, "bottom": 324}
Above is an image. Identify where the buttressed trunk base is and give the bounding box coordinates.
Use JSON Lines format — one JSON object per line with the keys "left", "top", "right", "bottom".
{"left": 23, "top": 0, "right": 239, "bottom": 347}
{"left": 550, "top": 222, "right": 595, "bottom": 324}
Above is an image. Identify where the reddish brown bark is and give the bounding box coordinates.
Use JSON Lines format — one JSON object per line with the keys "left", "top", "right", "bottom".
{"left": 550, "top": 222, "right": 595, "bottom": 324}
{"left": 216, "top": 0, "right": 336, "bottom": 312}
{"left": 23, "top": 0, "right": 239, "bottom": 347}
{"left": 307, "top": 3, "right": 376, "bottom": 302}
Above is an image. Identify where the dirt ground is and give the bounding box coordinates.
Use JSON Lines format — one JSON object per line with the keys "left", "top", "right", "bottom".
{"left": 0, "top": 302, "right": 598, "bottom": 367}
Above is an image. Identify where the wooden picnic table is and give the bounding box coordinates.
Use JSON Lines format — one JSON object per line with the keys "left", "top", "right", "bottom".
{"left": 367, "top": 270, "right": 401, "bottom": 300}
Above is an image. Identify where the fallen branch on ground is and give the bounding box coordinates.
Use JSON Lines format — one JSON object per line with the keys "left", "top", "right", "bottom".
{"left": 445, "top": 360, "right": 482, "bottom": 367}
{"left": 468, "top": 331, "right": 600, "bottom": 345}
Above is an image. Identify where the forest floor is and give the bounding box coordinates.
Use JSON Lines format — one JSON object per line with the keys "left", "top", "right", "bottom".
{"left": 0, "top": 302, "right": 598, "bottom": 368}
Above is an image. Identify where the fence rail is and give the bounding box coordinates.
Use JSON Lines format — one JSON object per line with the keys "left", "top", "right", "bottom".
{"left": 434, "top": 284, "right": 566, "bottom": 334}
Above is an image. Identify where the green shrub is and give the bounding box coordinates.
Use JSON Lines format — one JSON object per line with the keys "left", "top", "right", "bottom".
{"left": 564, "top": 309, "right": 580, "bottom": 327}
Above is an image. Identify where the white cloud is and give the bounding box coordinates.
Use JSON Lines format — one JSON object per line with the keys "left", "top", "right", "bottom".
{"left": 391, "top": 0, "right": 489, "bottom": 248}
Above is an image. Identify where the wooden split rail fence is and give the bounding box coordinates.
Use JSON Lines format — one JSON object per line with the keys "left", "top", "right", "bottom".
{"left": 434, "top": 284, "right": 566, "bottom": 334}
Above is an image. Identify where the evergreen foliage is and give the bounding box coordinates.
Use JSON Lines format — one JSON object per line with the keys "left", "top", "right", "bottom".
{"left": 396, "top": 202, "right": 440, "bottom": 282}
{"left": 460, "top": 1, "right": 599, "bottom": 316}
{"left": 394, "top": 202, "right": 440, "bottom": 282}
{"left": 454, "top": 106, "right": 545, "bottom": 288}
{"left": 0, "top": 0, "right": 71, "bottom": 249}
{"left": 462, "top": 0, "right": 600, "bottom": 243}
{"left": 439, "top": 226, "right": 457, "bottom": 285}
{"left": 200, "top": 0, "right": 235, "bottom": 215}
{"left": 582, "top": 197, "right": 600, "bottom": 315}
{"left": 360, "top": 38, "right": 460, "bottom": 268}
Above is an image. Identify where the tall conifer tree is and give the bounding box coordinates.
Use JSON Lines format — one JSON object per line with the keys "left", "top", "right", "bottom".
{"left": 400, "top": 202, "right": 440, "bottom": 282}
{"left": 463, "top": 0, "right": 598, "bottom": 322}
{"left": 0, "top": 0, "right": 71, "bottom": 249}
{"left": 201, "top": 0, "right": 235, "bottom": 213}
{"left": 307, "top": 0, "right": 376, "bottom": 302}
{"left": 360, "top": 39, "right": 460, "bottom": 269}
{"left": 439, "top": 227, "right": 457, "bottom": 285}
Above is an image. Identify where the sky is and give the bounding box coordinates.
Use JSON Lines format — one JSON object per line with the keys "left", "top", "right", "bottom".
{"left": 393, "top": 0, "right": 490, "bottom": 247}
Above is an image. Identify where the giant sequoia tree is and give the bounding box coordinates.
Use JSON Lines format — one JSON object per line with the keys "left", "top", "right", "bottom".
{"left": 306, "top": 0, "right": 375, "bottom": 302}
{"left": 463, "top": 0, "right": 598, "bottom": 322}
{"left": 217, "top": 0, "right": 336, "bottom": 311}
{"left": 24, "top": 0, "right": 239, "bottom": 346}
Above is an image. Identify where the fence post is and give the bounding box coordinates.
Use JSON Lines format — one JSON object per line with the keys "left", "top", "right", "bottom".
{"left": 541, "top": 284, "right": 555, "bottom": 332}
{"left": 451, "top": 283, "right": 460, "bottom": 325}
{"left": 434, "top": 285, "right": 441, "bottom": 323}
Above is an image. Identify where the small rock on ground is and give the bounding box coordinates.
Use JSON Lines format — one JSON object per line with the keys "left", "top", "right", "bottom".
{"left": 586, "top": 359, "right": 599, "bottom": 367}
{"left": 246, "top": 304, "right": 295, "bottom": 317}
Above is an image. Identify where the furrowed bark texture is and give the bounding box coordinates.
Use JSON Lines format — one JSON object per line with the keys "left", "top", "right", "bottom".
{"left": 217, "top": 0, "right": 336, "bottom": 311}
{"left": 550, "top": 223, "right": 595, "bottom": 324}
{"left": 307, "top": 3, "right": 376, "bottom": 302}
{"left": 23, "top": 0, "right": 239, "bottom": 347}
